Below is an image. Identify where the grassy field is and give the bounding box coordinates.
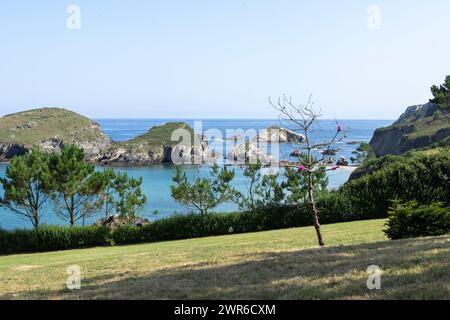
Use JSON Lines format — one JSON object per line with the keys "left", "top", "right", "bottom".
{"left": 0, "top": 219, "right": 448, "bottom": 300}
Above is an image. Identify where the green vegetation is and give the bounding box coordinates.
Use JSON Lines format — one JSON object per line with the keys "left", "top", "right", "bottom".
{"left": 48, "top": 145, "right": 107, "bottom": 226}
{"left": 106, "top": 172, "right": 147, "bottom": 223}
{"left": 239, "top": 161, "right": 284, "bottom": 210}
{"left": 118, "top": 122, "right": 196, "bottom": 147}
{"left": 0, "top": 148, "right": 53, "bottom": 230}
{"left": 171, "top": 165, "right": 238, "bottom": 215}
{"left": 0, "top": 219, "right": 449, "bottom": 300}
{"left": 385, "top": 201, "right": 450, "bottom": 240}
{"left": 0, "top": 146, "right": 148, "bottom": 231}
{"left": 0, "top": 190, "right": 383, "bottom": 256}
{"left": 431, "top": 75, "right": 450, "bottom": 110}
{"left": 0, "top": 107, "right": 107, "bottom": 146}
{"left": 343, "top": 150, "right": 450, "bottom": 217}
{"left": 350, "top": 142, "right": 375, "bottom": 164}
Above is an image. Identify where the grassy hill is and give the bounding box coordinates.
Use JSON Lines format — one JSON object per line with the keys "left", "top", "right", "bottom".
{"left": 0, "top": 219, "right": 448, "bottom": 300}
{"left": 0, "top": 109, "right": 199, "bottom": 164}
{"left": 117, "top": 122, "right": 197, "bottom": 148}
{"left": 0, "top": 108, "right": 107, "bottom": 146}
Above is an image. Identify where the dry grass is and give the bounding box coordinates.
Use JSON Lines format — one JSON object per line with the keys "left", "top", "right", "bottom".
{"left": 0, "top": 219, "right": 448, "bottom": 300}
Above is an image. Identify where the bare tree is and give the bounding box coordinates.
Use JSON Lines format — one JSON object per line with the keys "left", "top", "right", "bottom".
{"left": 270, "top": 95, "right": 345, "bottom": 247}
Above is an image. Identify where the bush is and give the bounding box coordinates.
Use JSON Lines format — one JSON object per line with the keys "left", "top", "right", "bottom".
{"left": 1, "top": 190, "right": 380, "bottom": 255}
{"left": 341, "top": 152, "right": 450, "bottom": 218}
{"left": 0, "top": 225, "right": 111, "bottom": 255}
{"left": 385, "top": 201, "right": 450, "bottom": 240}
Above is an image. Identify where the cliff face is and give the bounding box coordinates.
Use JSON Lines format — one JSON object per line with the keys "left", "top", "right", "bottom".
{"left": 0, "top": 107, "right": 112, "bottom": 162}
{"left": 369, "top": 102, "right": 450, "bottom": 157}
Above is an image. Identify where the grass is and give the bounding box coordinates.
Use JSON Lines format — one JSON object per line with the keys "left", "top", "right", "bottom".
{"left": 0, "top": 219, "right": 448, "bottom": 300}
{"left": 0, "top": 107, "right": 105, "bottom": 145}
{"left": 119, "top": 122, "right": 196, "bottom": 147}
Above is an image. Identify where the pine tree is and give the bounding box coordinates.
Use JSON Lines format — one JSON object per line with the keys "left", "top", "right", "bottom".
{"left": 0, "top": 148, "right": 53, "bottom": 230}
{"left": 171, "top": 164, "right": 238, "bottom": 215}
{"left": 48, "top": 145, "right": 107, "bottom": 226}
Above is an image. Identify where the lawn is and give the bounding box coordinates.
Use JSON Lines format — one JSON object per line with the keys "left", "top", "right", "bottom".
{"left": 0, "top": 219, "right": 448, "bottom": 300}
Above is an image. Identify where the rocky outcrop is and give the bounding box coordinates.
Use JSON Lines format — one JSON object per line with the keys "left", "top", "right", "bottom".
{"left": 370, "top": 102, "right": 450, "bottom": 157}
{"left": 97, "top": 122, "right": 213, "bottom": 166}
{"left": 393, "top": 102, "right": 441, "bottom": 125}
{"left": 336, "top": 156, "right": 349, "bottom": 166}
{"left": 226, "top": 142, "right": 275, "bottom": 165}
{"left": 255, "top": 126, "right": 305, "bottom": 143}
{"left": 98, "top": 143, "right": 213, "bottom": 166}
{"left": 0, "top": 107, "right": 112, "bottom": 161}
{"left": 0, "top": 144, "right": 28, "bottom": 161}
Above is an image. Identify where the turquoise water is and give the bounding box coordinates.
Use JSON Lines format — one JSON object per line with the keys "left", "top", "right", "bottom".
{"left": 0, "top": 119, "right": 392, "bottom": 230}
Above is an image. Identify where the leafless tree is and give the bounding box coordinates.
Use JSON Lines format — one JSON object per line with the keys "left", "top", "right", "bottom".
{"left": 270, "top": 95, "right": 345, "bottom": 247}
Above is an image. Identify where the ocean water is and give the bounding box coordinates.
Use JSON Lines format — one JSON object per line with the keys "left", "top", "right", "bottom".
{"left": 0, "top": 119, "right": 392, "bottom": 230}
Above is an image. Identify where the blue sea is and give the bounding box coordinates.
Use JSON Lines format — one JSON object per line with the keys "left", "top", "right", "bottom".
{"left": 0, "top": 119, "right": 392, "bottom": 230}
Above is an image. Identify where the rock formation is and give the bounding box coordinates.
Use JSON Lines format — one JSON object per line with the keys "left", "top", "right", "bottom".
{"left": 370, "top": 102, "right": 450, "bottom": 157}
{"left": 255, "top": 126, "right": 305, "bottom": 143}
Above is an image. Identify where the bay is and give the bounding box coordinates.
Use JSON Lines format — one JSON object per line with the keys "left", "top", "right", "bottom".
{"left": 0, "top": 119, "right": 392, "bottom": 230}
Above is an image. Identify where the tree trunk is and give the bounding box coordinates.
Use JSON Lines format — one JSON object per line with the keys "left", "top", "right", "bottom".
{"left": 307, "top": 174, "right": 325, "bottom": 247}
{"left": 70, "top": 196, "right": 75, "bottom": 226}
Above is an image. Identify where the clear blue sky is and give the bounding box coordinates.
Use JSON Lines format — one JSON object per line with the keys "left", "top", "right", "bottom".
{"left": 1, "top": 0, "right": 449, "bottom": 119}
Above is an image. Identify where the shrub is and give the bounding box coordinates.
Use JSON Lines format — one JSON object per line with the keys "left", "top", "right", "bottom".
{"left": 0, "top": 190, "right": 377, "bottom": 255}
{"left": 341, "top": 152, "right": 450, "bottom": 218}
{"left": 0, "top": 225, "right": 110, "bottom": 255}
{"left": 384, "top": 201, "right": 450, "bottom": 240}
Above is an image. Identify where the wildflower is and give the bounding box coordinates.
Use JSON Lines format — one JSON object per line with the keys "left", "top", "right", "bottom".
{"left": 332, "top": 165, "right": 339, "bottom": 171}
{"left": 298, "top": 165, "right": 306, "bottom": 172}
{"left": 337, "top": 125, "right": 344, "bottom": 132}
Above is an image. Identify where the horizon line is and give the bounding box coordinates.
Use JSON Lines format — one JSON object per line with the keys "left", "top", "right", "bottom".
{"left": 91, "top": 117, "right": 396, "bottom": 121}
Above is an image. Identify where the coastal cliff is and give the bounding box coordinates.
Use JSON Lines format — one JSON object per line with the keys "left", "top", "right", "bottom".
{"left": 348, "top": 102, "right": 450, "bottom": 181}
{"left": 369, "top": 102, "right": 450, "bottom": 157}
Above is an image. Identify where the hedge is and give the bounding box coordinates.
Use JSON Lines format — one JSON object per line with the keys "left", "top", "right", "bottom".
{"left": 0, "top": 191, "right": 381, "bottom": 255}
{"left": 385, "top": 201, "right": 450, "bottom": 240}
{"left": 340, "top": 152, "right": 450, "bottom": 217}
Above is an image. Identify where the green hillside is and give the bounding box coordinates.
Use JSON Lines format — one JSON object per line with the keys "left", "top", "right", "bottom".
{"left": 0, "top": 108, "right": 106, "bottom": 146}
{"left": 117, "top": 122, "right": 196, "bottom": 148}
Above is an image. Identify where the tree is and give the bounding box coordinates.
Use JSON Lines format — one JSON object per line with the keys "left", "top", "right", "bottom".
{"left": 270, "top": 95, "right": 345, "bottom": 247}
{"left": 171, "top": 164, "right": 238, "bottom": 215}
{"left": 239, "top": 160, "right": 263, "bottom": 210}
{"left": 99, "top": 168, "right": 117, "bottom": 219}
{"left": 0, "top": 148, "right": 53, "bottom": 230}
{"left": 257, "top": 172, "right": 285, "bottom": 207}
{"left": 48, "top": 145, "right": 107, "bottom": 226}
{"left": 283, "top": 163, "right": 328, "bottom": 205}
{"left": 431, "top": 75, "right": 450, "bottom": 110}
{"left": 350, "top": 142, "right": 375, "bottom": 164}
{"left": 239, "top": 162, "right": 285, "bottom": 211}
{"left": 109, "top": 171, "right": 147, "bottom": 223}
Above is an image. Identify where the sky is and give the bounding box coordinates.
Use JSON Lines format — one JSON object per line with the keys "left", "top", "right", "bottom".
{"left": 0, "top": 0, "right": 450, "bottom": 119}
